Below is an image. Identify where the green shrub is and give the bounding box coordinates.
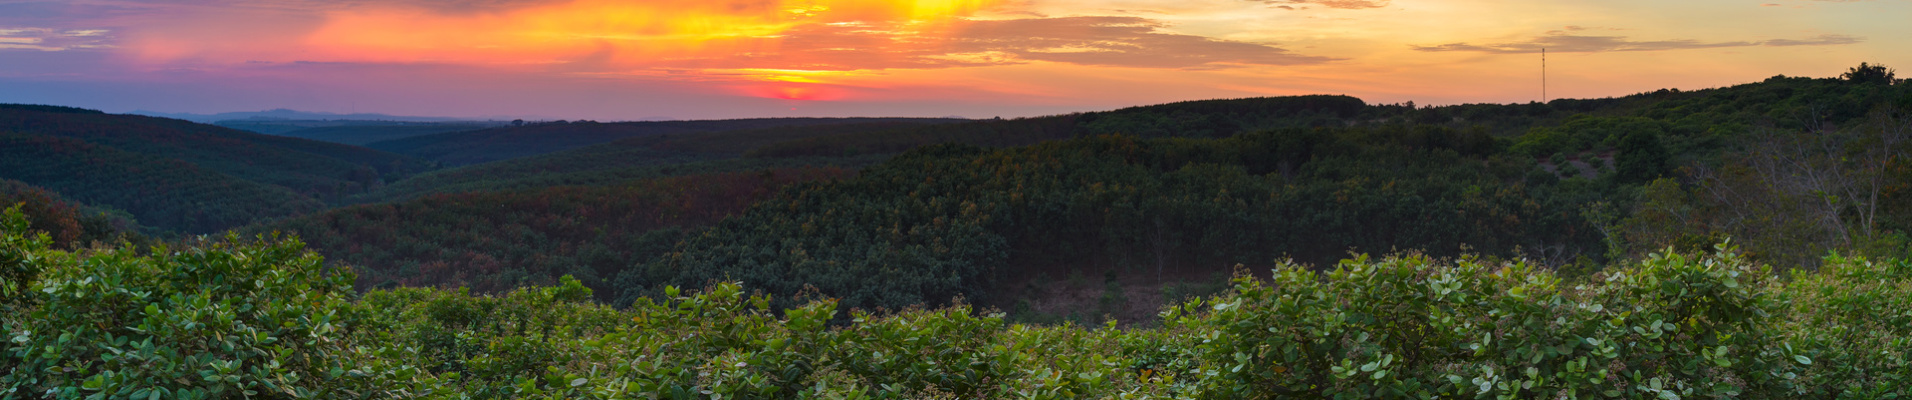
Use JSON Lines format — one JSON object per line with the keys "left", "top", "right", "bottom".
{"left": 0, "top": 205, "right": 389, "bottom": 399}
{"left": 5, "top": 206, "right": 1908, "bottom": 399}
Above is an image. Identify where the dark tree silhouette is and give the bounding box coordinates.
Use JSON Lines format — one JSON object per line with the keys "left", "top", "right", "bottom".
{"left": 1842, "top": 62, "right": 1897, "bottom": 85}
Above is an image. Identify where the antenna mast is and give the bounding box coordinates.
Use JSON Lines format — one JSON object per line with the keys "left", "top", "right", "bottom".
{"left": 1541, "top": 48, "right": 1547, "bottom": 103}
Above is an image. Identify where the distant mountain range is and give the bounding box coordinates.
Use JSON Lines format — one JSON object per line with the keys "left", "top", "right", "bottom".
{"left": 127, "top": 108, "right": 517, "bottom": 123}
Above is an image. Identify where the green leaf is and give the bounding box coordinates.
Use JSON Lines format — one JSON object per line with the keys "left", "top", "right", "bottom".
{"left": 1794, "top": 355, "right": 1812, "bottom": 365}
{"left": 570, "top": 378, "right": 588, "bottom": 387}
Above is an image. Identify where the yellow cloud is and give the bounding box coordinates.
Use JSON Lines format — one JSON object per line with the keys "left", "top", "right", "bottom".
{"left": 296, "top": 0, "right": 999, "bottom": 65}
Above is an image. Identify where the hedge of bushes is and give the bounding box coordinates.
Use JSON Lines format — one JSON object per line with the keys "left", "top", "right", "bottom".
{"left": 3, "top": 205, "right": 1907, "bottom": 399}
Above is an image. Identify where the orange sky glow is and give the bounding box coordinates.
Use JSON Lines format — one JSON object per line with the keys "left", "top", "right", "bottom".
{"left": 1, "top": 0, "right": 1907, "bottom": 119}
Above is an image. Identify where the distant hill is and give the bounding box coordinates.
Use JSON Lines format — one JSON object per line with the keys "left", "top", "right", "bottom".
{"left": 744, "top": 115, "right": 1081, "bottom": 158}
{"left": 357, "top": 99, "right": 1381, "bottom": 204}
{"left": 251, "top": 167, "right": 856, "bottom": 295}
{"left": 355, "top": 121, "right": 947, "bottom": 203}
{"left": 216, "top": 119, "right": 505, "bottom": 136}
{"left": 0, "top": 104, "right": 433, "bottom": 232}
{"left": 364, "top": 117, "right": 967, "bottom": 166}
{"left": 0, "top": 134, "right": 325, "bottom": 233}
{"left": 271, "top": 124, "right": 500, "bottom": 145}
{"left": 129, "top": 108, "right": 480, "bottom": 124}
{"left": 745, "top": 95, "right": 1371, "bottom": 158}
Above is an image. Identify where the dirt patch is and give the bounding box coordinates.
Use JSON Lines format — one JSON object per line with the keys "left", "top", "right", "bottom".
{"left": 997, "top": 268, "right": 1233, "bottom": 327}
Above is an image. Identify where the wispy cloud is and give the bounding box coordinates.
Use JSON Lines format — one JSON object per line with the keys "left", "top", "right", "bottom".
{"left": 0, "top": 27, "right": 115, "bottom": 51}
{"left": 944, "top": 17, "right": 1334, "bottom": 68}
{"left": 646, "top": 16, "right": 1335, "bottom": 71}
{"left": 1762, "top": 34, "right": 1863, "bottom": 46}
{"left": 1252, "top": 0, "right": 1390, "bottom": 10}
{"left": 1411, "top": 32, "right": 1863, "bottom": 54}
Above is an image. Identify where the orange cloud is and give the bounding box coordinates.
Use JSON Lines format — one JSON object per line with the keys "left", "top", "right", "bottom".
{"left": 296, "top": 0, "right": 999, "bottom": 66}
{"left": 739, "top": 84, "right": 848, "bottom": 100}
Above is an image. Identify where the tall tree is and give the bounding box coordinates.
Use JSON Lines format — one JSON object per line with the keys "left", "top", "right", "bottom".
{"left": 1615, "top": 130, "right": 1670, "bottom": 184}
{"left": 1843, "top": 62, "right": 1898, "bottom": 85}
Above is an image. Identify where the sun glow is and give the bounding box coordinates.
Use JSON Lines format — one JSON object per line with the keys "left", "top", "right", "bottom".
{"left": 46, "top": 0, "right": 1899, "bottom": 119}
{"left": 742, "top": 85, "right": 845, "bottom": 100}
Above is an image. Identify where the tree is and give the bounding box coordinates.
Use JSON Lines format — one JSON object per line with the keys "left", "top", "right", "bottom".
{"left": 1614, "top": 130, "right": 1669, "bottom": 184}
{"left": 1682, "top": 111, "right": 1911, "bottom": 267}
{"left": 1842, "top": 62, "right": 1897, "bottom": 85}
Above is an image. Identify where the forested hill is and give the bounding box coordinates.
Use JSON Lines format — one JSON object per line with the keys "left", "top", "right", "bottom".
{"left": 252, "top": 167, "right": 857, "bottom": 295}
{"left": 657, "top": 74, "right": 1912, "bottom": 315}
{"left": 744, "top": 95, "right": 1370, "bottom": 158}
{"left": 0, "top": 178, "right": 143, "bottom": 247}
{"left": 0, "top": 134, "right": 322, "bottom": 234}
{"left": 632, "top": 131, "right": 1556, "bottom": 313}
{"left": 237, "top": 69, "right": 1912, "bottom": 324}
{"left": 267, "top": 123, "right": 498, "bottom": 145}
{"left": 9, "top": 66, "right": 1910, "bottom": 324}
{"left": 743, "top": 76, "right": 1910, "bottom": 161}
{"left": 364, "top": 117, "right": 967, "bottom": 166}
{"left": 0, "top": 104, "right": 431, "bottom": 232}
{"left": 353, "top": 121, "right": 935, "bottom": 203}
{"left": 351, "top": 96, "right": 1378, "bottom": 203}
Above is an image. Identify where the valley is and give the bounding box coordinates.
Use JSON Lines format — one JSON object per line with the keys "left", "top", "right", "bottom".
{"left": 4, "top": 66, "right": 1910, "bottom": 397}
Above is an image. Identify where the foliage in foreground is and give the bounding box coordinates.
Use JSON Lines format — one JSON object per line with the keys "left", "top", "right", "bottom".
{"left": 3, "top": 207, "right": 1909, "bottom": 399}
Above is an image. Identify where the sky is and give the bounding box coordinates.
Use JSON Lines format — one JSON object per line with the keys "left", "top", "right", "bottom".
{"left": 1, "top": 0, "right": 1907, "bottom": 120}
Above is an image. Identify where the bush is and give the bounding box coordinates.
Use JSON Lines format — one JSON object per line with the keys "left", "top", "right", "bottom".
{"left": 5, "top": 207, "right": 1907, "bottom": 398}
{"left": 0, "top": 205, "right": 395, "bottom": 398}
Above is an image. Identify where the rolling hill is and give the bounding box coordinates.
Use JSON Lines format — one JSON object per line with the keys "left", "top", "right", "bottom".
{"left": 0, "top": 104, "right": 434, "bottom": 231}
{"left": 0, "top": 133, "right": 325, "bottom": 233}
{"left": 364, "top": 117, "right": 966, "bottom": 166}
{"left": 0, "top": 178, "right": 143, "bottom": 247}
{"left": 271, "top": 73, "right": 1912, "bottom": 323}
{"left": 251, "top": 167, "right": 856, "bottom": 296}
{"left": 272, "top": 124, "right": 496, "bottom": 145}
{"left": 352, "top": 120, "right": 941, "bottom": 203}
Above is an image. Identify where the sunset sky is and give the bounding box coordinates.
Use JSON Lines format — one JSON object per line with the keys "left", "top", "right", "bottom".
{"left": 2, "top": 0, "right": 1906, "bottom": 120}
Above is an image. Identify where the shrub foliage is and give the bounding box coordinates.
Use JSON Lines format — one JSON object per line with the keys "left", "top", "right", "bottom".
{"left": 5, "top": 207, "right": 1907, "bottom": 398}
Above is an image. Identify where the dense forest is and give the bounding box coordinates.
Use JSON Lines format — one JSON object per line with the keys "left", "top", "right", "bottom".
{"left": 334, "top": 68, "right": 1912, "bottom": 321}
{"left": 254, "top": 167, "right": 856, "bottom": 295}
{"left": 350, "top": 120, "right": 936, "bottom": 203}
{"left": 0, "top": 105, "right": 437, "bottom": 232}
{"left": 0, "top": 133, "right": 329, "bottom": 233}
{"left": 2, "top": 64, "right": 1910, "bottom": 395}
{"left": 0, "top": 179, "right": 142, "bottom": 247}
{"left": 0, "top": 105, "right": 431, "bottom": 194}
{"left": 365, "top": 117, "right": 964, "bottom": 166}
